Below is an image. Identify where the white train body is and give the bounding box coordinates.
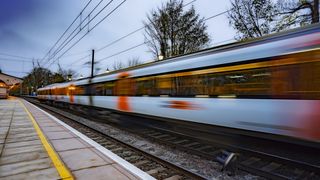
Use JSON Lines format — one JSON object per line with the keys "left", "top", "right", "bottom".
{"left": 38, "top": 24, "right": 320, "bottom": 143}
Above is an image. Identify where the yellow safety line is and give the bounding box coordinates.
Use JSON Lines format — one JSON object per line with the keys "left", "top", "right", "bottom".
{"left": 19, "top": 100, "right": 74, "bottom": 180}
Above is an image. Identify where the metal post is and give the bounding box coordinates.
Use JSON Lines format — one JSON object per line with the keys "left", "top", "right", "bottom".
{"left": 91, "top": 49, "right": 95, "bottom": 78}
{"left": 20, "top": 83, "right": 22, "bottom": 96}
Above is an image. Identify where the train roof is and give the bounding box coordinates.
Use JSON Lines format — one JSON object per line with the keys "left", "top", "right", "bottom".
{"left": 38, "top": 23, "right": 320, "bottom": 90}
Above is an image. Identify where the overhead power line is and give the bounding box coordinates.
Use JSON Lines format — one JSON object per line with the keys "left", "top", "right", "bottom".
{"left": 42, "top": 0, "right": 106, "bottom": 66}
{"left": 95, "top": 0, "right": 198, "bottom": 54}
{"left": 67, "top": 54, "right": 91, "bottom": 66}
{"left": 97, "top": 42, "right": 145, "bottom": 62}
{"left": 44, "top": 0, "right": 107, "bottom": 64}
{"left": 46, "top": 0, "right": 127, "bottom": 69}
{"left": 69, "top": 0, "right": 198, "bottom": 68}
{"left": 2, "top": 70, "right": 29, "bottom": 74}
{"left": 96, "top": 9, "right": 231, "bottom": 63}
{"left": 39, "top": 0, "right": 94, "bottom": 65}
{"left": 62, "top": 50, "right": 91, "bottom": 57}
{"left": 204, "top": 10, "right": 229, "bottom": 21}
{"left": 0, "top": 53, "right": 33, "bottom": 60}
{"left": 0, "top": 58, "right": 34, "bottom": 63}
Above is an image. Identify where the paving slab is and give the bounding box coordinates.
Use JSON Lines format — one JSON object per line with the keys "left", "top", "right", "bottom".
{"left": 0, "top": 144, "right": 3, "bottom": 155}
{"left": 0, "top": 167, "right": 59, "bottom": 180}
{"left": 9, "top": 127, "right": 35, "bottom": 133}
{"left": 1, "top": 98, "right": 150, "bottom": 180}
{"left": 4, "top": 139, "right": 42, "bottom": 149}
{"left": 73, "top": 165, "right": 131, "bottom": 180}
{"left": 0, "top": 127, "right": 9, "bottom": 133}
{"left": 0, "top": 99, "right": 61, "bottom": 180}
{"left": 37, "top": 122, "right": 60, "bottom": 127}
{"left": 0, "top": 151, "right": 49, "bottom": 165}
{"left": 5, "top": 135, "right": 39, "bottom": 143}
{"left": 59, "top": 148, "right": 109, "bottom": 171}
{"left": 113, "top": 164, "right": 140, "bottom": 180}
{"left": 0, "top": 158, "right": 54, "bottom": 177}
{"left": 45, "top": 131, "right": 75, "bottom": 140}
{"left": 40, "top": 126, "right": 66, "bottom": 132}
{"left": 2, "top": 144, "right": 44, "bottom": 156}
{"left": 51, "top": 137, "right": 90, "bottom": 151}
{"left": 6, "top": 132, "right": 38, "bottom": 139}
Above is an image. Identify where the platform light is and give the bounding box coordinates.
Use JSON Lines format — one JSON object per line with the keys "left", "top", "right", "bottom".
{"left": 68, "top": 86, "right": 76, "bottom": 90}
{"left": 67, "top": 74, "right": 72, "bottom": 81}
{"left": 105, "top": 68, "right": 110, "bottom": 73}
{"left": 218, "top": 94, "right": 236, "bottom": 98}
{"left": 158, "top": 55, "right": 164, "bottom": 60}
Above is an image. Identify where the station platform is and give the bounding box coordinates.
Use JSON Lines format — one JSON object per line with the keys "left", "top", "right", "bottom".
{"left": 0, "top": 97, "right": 154, "bottom": 180}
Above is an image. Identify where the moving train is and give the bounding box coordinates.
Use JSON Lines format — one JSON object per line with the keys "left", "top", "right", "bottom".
{"left": 38, "top": 24, "right": 320, "bottom": 144}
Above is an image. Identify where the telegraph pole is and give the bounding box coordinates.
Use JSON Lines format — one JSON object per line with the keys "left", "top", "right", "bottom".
{"left": 91, "top": 49, "right": 95, "bottom": 78}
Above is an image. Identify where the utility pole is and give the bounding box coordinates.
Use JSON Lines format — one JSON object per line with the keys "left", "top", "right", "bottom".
{"left": 91, "top": 49, "right": 95, "bottom": 78}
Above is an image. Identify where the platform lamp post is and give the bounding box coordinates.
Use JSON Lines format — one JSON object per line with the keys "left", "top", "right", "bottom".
{"left": 158, "top": 54, "right": 164, "bottom": 61}
{"left": 67, "top": 74, "right": 72, "bottom": 81}
{"left": 91, "top": 49, "right": 95, "bottom": 78}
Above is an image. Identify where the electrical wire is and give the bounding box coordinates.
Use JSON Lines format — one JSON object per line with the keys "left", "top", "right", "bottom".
{"left": 42, "top": 0, "right": 107, "bottom": 66}
{"left": 39, "top": 0, "right": 94, "bottom": 65}
{"left": 0, "top": 53, "right": 34, "bottom": 60}
{"left": 95, "top": 0, "right": 198, "bottom": 53}
{"left": 97, "top": 42, "right": 145, "bottom": 62}
{"left": 96, "top": 9, "right": 231, "bottom": 63}
{"left": 68, "top": 0, "right": 197, "bottom": 68}
{"left": 46, "top": 0, "right": 127, "bottom": 68}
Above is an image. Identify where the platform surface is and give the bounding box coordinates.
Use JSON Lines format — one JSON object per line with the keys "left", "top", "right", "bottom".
{"left": 0, "top": 98, "right": 152, "bottom": 180}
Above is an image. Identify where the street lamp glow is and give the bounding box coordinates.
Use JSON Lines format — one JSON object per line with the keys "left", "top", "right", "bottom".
{"left": 158, "top": 55, "right": 164, "bottom": 60}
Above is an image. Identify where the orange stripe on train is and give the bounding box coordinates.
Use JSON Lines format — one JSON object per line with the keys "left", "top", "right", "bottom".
{"left": 118, "top": 96, "right": 131, "bottom": 112}
{"left": 166, "top": 100, "right": 200, "bottom": 110}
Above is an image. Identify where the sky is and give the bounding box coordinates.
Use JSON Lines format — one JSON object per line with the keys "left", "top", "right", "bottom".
{"left": 0, "top": 0, "right": 236, "bottom": 78}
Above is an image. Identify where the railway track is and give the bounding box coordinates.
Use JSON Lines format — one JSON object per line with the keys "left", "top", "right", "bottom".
{"left": 25, "top": 98, "right": 207, "bottom": 180}
{"left": 128, "top": 126, "right": 320, "bottom": 180}
{"left": 25, "top": 97, "right": 320, "bottom": 179}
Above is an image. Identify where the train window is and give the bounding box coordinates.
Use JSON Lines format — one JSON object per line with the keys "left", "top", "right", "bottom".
{"left": 273, "top": 62, "right": 320, "bottom": 99}
{"left": 73, "top": 86, "right": 84, "bottom": 95}
{"left": 104, "top": 81, "right": 115, "bottom": 96}
{"left": 175, "top": 75, "right": 198, "bottom": 96}
{"left": 93, "top": 83, "right": 104, "bottom": 96}
{"left": 206, "top": 68, "right": 271, "bottom": 97}
{"left": 40, "top": 51, "right": 319, "bottom": 99}
{"left": 136, "top": 77, "right": 156, "bottom": 96}
{"left": 59, "top": 88, "right": 67, "bottom": 95}
{"left": 115, "top": 78, "right": 135, "bottom": 96}
{"left": 156, "top": 76, "right": 174, "bottom": 96}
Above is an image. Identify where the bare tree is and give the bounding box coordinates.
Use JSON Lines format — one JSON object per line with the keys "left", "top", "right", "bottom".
{"left": 144, "top": 0, "right": 210, "bottom": 59}
{"left": 112, "top": 61, "right": 125, "bottom": 70}
{"left": 22, "top": 67, "right": 52, "bottom": 94}
{"left": 57, "top": 63, "right": 78, "bottom": 80}
{"left": 275, "top": 0, "right": 319, "bottom": 31}
{"left": 228, "top": 0, "right": 319, "bottom": 39}
{"left": 127, "top": 57, "right": 142, "bottom": 67}
{"left": 228, "top": 0, "right": 276, "bottom": 40}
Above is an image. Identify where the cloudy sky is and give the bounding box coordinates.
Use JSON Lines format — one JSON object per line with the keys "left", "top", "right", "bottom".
{"left": 0, "top": 0, "right": 236, "bottom": 78}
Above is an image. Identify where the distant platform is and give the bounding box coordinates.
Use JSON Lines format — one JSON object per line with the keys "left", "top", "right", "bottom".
{"left": 0, "top": 97, "right": 154, "bottom": 180}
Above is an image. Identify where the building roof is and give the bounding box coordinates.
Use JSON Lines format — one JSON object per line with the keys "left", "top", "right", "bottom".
{"left": 0, "top": 72, "right": 23, "bottom": 86}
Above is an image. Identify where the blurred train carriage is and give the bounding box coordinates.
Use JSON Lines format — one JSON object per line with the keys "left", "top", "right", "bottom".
{"left": 37, "top": 24, "right": 320, "bottom": 145}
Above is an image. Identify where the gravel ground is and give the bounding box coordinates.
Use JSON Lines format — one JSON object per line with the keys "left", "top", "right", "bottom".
{"left": 74, "top": 115, "right": 262, "bottom": 180}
